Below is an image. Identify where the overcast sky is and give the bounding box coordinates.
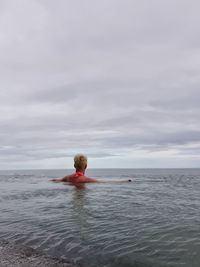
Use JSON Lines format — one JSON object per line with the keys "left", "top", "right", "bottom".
{"left": 0, "top": 0, "right": 200, "bottom": 169}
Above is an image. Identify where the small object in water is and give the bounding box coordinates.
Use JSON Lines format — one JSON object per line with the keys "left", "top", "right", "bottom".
{"left": 128, "top": 179, "right": 132, "bottom": 182}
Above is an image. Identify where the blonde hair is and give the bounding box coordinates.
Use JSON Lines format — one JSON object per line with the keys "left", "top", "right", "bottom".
{"left": 74, "top": 154, "right": 87, "bottom": 170}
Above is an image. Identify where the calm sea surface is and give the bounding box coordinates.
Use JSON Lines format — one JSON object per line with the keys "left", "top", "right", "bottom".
{"left": 0, "top": 169, "right": 200, "bottom": 267}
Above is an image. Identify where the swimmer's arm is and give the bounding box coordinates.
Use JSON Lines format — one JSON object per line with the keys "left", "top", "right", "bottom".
{"left": 50, "top": 174, "right": 74, "bottom": 182}
{"left": 96, "top": 179, "right": 132, "bottom": 183}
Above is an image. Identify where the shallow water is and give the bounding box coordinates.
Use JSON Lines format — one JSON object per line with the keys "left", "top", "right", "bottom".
{"left": 0, "top": 168, "right": 200, "bottom": 267}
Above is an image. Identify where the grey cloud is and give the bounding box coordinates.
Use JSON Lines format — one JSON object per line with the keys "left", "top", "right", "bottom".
{"left": 99, "top": 130, "right": 200, "bottom": 149}
{"left": 176, "top": 147, "right": 200, "bottom": 156}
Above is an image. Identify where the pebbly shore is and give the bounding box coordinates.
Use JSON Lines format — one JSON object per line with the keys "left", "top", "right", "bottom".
{"left": 0, "top": 240, "right": 74, "bottom": 267}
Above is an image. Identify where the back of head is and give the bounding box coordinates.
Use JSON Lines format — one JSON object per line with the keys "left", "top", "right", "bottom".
{"left": 74, "top": 154, "right": 87, "bottom": 171}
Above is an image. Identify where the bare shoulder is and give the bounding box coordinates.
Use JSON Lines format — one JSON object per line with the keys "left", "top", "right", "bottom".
{"left": 62, "top": 174, "right": 76, "bottom": 182}
{"left": 78, "top": 176, "right": 98, "bottom": 183}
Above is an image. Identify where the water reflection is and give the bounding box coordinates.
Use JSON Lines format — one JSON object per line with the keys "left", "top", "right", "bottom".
{"left": 71, "top": 185, "right": 88, "bottom": 238}
{"left": 64, "top": 182, "right": 86, "bottom": 190}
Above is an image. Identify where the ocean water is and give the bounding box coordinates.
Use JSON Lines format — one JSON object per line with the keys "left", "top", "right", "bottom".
{"left": 0, "top": 168, "right": 200, "bottom": 267}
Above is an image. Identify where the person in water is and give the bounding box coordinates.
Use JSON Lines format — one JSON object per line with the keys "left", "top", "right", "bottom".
{"left": 51, "top": 154, "right": 97, "bottom": 183}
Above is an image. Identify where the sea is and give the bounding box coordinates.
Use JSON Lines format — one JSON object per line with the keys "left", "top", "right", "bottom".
{"left": 0, "top": 168, "right": 200, "bottom": 267}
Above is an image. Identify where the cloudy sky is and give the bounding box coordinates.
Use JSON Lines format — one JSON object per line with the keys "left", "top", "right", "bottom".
{"left": 0, "top": 0, "right": 200, "bottom": 169}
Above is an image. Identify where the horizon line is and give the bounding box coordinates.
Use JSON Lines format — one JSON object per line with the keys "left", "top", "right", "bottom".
{"left": 1, "top": 167, "right": 200, "bottom": 171}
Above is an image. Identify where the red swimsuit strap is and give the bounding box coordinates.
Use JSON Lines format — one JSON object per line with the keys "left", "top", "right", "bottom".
{"left": 74, "top": 171, "right": 84, "bottom": 177}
